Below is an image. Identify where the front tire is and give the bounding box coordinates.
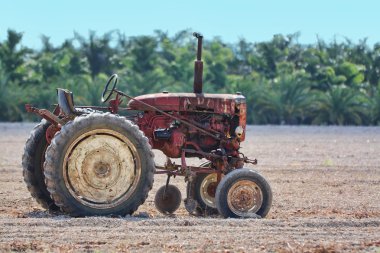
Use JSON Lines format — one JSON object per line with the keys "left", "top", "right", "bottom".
{"left": 215, "top": 169, "right": 272, "bottom": 218}
{"left": 186, "top": 162, "right": 219, "bottom": 215}
{"left": 44, "top": 113, "right": 155, "bottom": 216}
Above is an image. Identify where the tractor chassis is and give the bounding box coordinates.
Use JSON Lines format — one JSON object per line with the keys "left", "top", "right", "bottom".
{"left": 25, "top": 103, "right": 257, "bottom": 181}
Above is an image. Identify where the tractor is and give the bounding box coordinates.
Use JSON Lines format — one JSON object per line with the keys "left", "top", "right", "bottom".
{"left": 22, "top": 33, "right": 272, "bottom": 218}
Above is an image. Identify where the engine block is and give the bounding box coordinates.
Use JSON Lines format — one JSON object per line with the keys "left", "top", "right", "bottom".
{"left": 136, "top": 105, "right": 246, "bottom": 158}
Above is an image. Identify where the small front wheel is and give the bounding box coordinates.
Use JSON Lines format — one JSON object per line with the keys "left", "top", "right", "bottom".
{"left": 192, "top": 173, "right": 219, "bottom": 215}
{"left": 186, "top": 162, "right": 219, "bottom": 215}
{"left": 215, "top": 169, "right": 272, "bottom": 218}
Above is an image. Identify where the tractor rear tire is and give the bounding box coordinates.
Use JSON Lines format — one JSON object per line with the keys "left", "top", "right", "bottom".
{"left": 22, "top": 120, "right": 59, "bottom": 210}
{"left": 215, "top": 169, "right": 272, "bottom": 218}
{"left": 44, "top": 113, "right": 155, "bottom": 217}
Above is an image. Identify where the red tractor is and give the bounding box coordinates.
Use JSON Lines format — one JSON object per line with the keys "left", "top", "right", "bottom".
{"left": 22, "top": 33, "right": 272, "bottom": 218}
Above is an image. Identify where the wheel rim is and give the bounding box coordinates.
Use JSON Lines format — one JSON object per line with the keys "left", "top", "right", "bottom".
{"left": 200, "top": 173, "right": 218, "bottom": 208}
{"left": 63, "top": 129, "right": 141, "bottom": 209}
{"left": 227, "top": 179, "right": 263, "bottom": 216}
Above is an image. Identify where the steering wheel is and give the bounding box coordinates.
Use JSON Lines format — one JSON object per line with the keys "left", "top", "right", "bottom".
{"left": 101, "top": 74, "right": 118, "bottom": 103}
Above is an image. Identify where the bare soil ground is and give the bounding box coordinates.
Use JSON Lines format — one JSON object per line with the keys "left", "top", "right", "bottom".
{"left": 0, "top": 123, "right": 379, "bottom": 252}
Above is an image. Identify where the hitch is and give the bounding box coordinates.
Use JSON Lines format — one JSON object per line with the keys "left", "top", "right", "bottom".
{"left": 25, "top": 104, "right": 63, "bottom": 126}
{"left": 244, "top": 157, "right": 258, "bottom": 165}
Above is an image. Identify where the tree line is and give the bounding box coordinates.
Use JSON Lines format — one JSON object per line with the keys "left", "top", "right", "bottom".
{"left": 0, "top": 29, "right": 379, "bottom": 124}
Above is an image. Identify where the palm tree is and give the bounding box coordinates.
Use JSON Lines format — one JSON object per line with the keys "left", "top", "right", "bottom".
{"left": 367, "top": 43, "right": 380, "bottom": 91}
{"left": 0, "top": 29, "right": 31, "bottom": 82}
{"left": 75, "top": 31, "right": 115, "bottom": 79}
{"left": 312, "top": 86, "right": 368, "bottom": 125}
{"left": 203, "top": 38, "right": 234, "bottom": 91}
{"left": 254, "top": 74, "right": 312, "bottom": 124}
{"left": 370, "top": 85, "right": 380, "bottom": 125}
{"left": 0, "top": 67, "right": 25, "bottom": 121}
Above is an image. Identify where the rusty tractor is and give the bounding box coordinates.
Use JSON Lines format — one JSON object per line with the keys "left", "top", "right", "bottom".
{"left": 22, "top": 33, "right": 272, "bottom": 218}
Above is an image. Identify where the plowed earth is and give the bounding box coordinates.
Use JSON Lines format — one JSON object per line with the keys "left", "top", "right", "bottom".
{"left": 0, "top": 124, "right": 379, "bottom": 252}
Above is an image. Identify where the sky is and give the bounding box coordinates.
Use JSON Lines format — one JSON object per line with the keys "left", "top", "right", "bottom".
{"left": 1, "top": 0, "right": 379, "bottom": 48}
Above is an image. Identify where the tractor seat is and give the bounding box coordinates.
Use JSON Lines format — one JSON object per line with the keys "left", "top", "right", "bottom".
{"left": 57, "top": 88, "right": 81, "bottom": 116}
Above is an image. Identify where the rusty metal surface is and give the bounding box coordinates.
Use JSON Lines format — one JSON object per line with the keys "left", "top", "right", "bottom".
{"left": 193, "top": 32, "right": 203, "bottom": 93}
{"left": 237, "top": 102, "right": 247, "bottom": 141}
{"left": 108, "top": 94, "right": 123, "bottom": 113}
{"left": 227, "top": 180, "right": 263, "bottom": 216}
{"left": 45, "top": 125, "right": 60, "bottom": 144}
{"left": 25, "top": 104, "right": 63, "bottom": 126}
{"left": 125, "top": 90, "right": 247, "bottom": 160}
{"left": 63, "top": 129, "right": 141, "bottom": 208}
{"left": 128, "top": 92, "right": 245, "bottom": 114}
{"left": 193, "top": 61, "right": 203, "bottom": 93}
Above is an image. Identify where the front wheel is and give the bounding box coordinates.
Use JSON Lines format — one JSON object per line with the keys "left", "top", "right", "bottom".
{"left": 215, "top": 169, "right": 272, "bottom": 218}
{"left": 44, "top": 113, "right": 155, "bottom": 216}
{"left": 186, "top": 162, "right": 219, "bottom": 215}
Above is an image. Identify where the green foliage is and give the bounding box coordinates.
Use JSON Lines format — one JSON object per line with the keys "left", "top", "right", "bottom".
{"left": 254, "top": 74, "right": 313, "bottom": 124}
{"left": 335, "top": 61, "right": 365, "bottom": 87}
{"left": 370, "top": 84, "right": 380, "bottom": 124}
{"left": 312, "top": 87, "right": 368, "bottom": 125}
{"left": 0, "top": 66, "right": 29, "bottom": 121}
{"left": 74, "top": 31, "right": 115, "bottom": 78}
{"left": 0, "top": 29, "right": 379, "bottom": 125}
{"left": 0, "top": 30, "right": 31, "bottom": 82}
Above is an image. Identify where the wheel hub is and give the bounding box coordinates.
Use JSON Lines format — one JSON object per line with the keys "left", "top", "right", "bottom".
{"left": 79, "top": 147, "right": 124, "bottom": 189}
{"left": 206, "top": 182, "right": 217, "bottom": 197}
{"left": 64, "top": 130, "right": 141, "bottom": 208}
{"left": 227, "top": 180, "right": 263, "bottom": 216}
{"left": 93, "top": 163, "right": 111, "bottom": 178}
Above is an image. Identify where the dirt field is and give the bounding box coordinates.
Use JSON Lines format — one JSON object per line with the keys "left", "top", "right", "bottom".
{"left": 0, "top": 123, "right": 379, "bottom": 252}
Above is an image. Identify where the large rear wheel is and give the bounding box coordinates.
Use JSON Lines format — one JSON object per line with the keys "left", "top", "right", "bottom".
{"left": 22, "top": 120, "right": 58, "bottom": 210}
{"left": 44, "top": 113, "right": 155, "bottom": 216}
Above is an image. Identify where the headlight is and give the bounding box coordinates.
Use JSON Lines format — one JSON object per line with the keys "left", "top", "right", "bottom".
{"left": 235, "top": 126, "right": 244, "bottom": 139}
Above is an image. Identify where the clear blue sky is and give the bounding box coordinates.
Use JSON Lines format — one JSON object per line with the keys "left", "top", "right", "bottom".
{"left": 1, "top": 0, "right": 379, "bottom": 48}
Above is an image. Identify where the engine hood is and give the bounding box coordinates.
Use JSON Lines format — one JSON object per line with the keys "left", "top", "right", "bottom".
{"left": 127, "top": 92, "right": 245, "bottom": 114}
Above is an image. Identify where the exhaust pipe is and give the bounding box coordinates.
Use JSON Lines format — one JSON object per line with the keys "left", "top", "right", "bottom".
{"left": 193, "top": 32, "right": 203, "bottom": 93}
